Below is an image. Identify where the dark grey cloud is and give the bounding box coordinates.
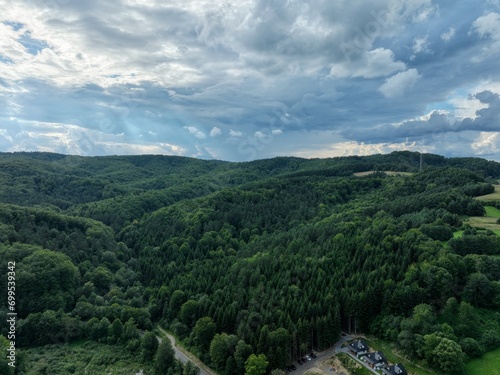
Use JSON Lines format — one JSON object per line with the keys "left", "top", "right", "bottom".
{"left": 343, "top": 91, "right": 500, "bottom": 143}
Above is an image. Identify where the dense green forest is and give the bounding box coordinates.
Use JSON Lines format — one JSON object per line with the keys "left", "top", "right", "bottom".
{"left": 1, "top": 151, "right": 500, "bottom": 374}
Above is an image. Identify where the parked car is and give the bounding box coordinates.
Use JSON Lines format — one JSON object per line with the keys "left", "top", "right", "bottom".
{"left": 297, "top": 359, "right": 303, "bottom": 365}
{"left": 305, "top": 355, "right": 312, "bottom": 361}
{"left": 291, "top": 365, "right": 297, "bottom": 370}
{"left": 310, "top": 352, "right": 317, "bottom": 359}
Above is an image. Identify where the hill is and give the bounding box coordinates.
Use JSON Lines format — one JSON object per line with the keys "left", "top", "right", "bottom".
{"left": 0, "top": 151, "right": 499, "bottom": 375}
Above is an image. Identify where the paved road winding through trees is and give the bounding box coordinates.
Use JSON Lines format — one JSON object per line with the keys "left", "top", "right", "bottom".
{"left": 157, "top": 326, "right": 217, "bottom": 375}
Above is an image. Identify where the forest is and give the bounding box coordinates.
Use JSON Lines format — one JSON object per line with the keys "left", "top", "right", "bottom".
{"left": 0, "top": 150, "right": 499, "bottom": 375}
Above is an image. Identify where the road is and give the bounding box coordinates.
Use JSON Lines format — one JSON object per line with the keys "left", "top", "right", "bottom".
{"left": 155, "top": 328, "right": 377, "bottom": 375}
{"left": 157, "top": 326, "right": 217, "bottom": 375}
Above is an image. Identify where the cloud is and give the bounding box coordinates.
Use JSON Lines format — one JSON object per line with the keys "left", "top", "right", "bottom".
{"left": 471, "top": 12, "right": 500, "bottom": 61}
{"left": 412, "top": 36, "right": 430, "bottom": 54}
{"left": 254, "top": 131, "right": 271, "bottom": 140}
{"left": 472, "top": 132, "right": 500, "bottom": 156}
{"left": 378, "top": 69, "right": 422, "bottom": 98}
{"left": 0, "top": 1, "right": 499, "bottom": 161}
{"left": 343, "top": 90, "right": 500, "bottom": 144}
{"left": 184, "top": 126, "right": 207, "bottom": 139}
{"left": 473, "top": 12, "right": 500, "bottom": 40}
{"left": 330, "top": 48, "right": 406, "bottom": 78}
{"left": 229, "top": 129, "right": 243, "bottom": 138}
{"left": 0, "top": 114, "right": 195, "bottom": 155}
{"left": 210, "top": 126, "right": 222, "bottom": 137}
{"left": 441, "top": 27, "right": 455, "bottom": 42}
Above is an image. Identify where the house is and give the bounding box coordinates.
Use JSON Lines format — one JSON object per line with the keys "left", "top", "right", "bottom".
{"left": 348, "top": 339, "right": 369, "bottom": 357}
{"left": 362, "top": 351, "right": 387, "bottom": 369}
{"left": 382, "top": 363, "right": 408, "bottom": 375}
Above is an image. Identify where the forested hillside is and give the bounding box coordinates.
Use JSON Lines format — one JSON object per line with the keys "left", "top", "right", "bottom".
{"left": 1, "top": 151, "right": 500, "bottom": 375}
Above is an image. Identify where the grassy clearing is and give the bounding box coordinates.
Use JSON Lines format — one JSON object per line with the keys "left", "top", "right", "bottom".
{"left": 484, "top": 205, "right": 500, "bottom": 218}
{"left": 464, "top": 216, "right": 500, "bottom": 232}
{"left": 475, "top": 185, "right": 500, "bottom": 201}
{"left": 464, "top": 205, "right": 500, "bottom": 232}
{"left": 364, "top": 337, "right": 437, "bottom": 375}
{"left": 453, "top": 230, "right": 464, "bottom": 238}
{"left": 465, "top": 347, "right": 500, "bottom": 375}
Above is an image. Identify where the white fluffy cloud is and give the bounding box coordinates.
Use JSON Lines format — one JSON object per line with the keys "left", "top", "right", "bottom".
{"left": 473, "top": 12, "right": 500, "bottom": 40}
{"left": 210, "top": 126, "right": 222, "bottom": 137}
{"left": 229, "top": 129, "right": 243, "bottom": 138}
{"left": 184, "top": 126, "right": 207, "bottom": 139}
{"left": 330, "top": 48, "right": 406, "bottom": 78}
{"left": 378, "top": 69, "right": 422, "bottom": 98}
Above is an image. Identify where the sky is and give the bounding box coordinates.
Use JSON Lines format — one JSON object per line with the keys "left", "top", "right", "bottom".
{"left": 1, "top": 0, "right": 500, "bottom": 161}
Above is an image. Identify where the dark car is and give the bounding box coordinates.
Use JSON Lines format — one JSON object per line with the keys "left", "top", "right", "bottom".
{"left": 291, "top": 365, "right": 297, "bottom": 370}
{"left": 310, "top": 352, "right": 317, "bottom": 359}
{"left": 297, "top": 359, "right": 303, "bottom": 365}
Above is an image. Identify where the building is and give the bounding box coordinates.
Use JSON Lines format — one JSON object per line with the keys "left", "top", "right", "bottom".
{"left": 382, "top": 363, "right": 408, "bottom": 375}
{"left": 362, "top": 351, "right": 387, "bottom": 369}
{"left": 348, "top": 339, "right": 369, "bottom": 357}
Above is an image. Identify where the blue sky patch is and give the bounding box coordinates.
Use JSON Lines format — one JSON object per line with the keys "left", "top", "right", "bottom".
{"left": 0, "top": 55, "right": 14, "bottom": 64}
{"left": 18, "top": 31, "right": 49, "bottom": 55}
{"left": 3, "top": 21, "right": 24, "bottom": 31}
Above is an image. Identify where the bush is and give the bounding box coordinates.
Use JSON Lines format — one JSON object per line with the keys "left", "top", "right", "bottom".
{"left": 459, "top": 338, "right": 483, "bottom": 358}
{"left": 480, "top": 330, "right": 500, "bottom": 351}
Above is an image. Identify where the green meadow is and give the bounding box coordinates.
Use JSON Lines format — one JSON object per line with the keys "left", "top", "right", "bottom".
{"left": 465, "top": 347, "right": 500, "bottom": 375}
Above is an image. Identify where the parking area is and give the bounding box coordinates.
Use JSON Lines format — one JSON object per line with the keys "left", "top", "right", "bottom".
{"left": 286, "top": 333, "right": 352, "bottom": 374}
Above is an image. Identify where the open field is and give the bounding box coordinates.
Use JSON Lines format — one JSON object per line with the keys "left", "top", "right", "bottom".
{"left": 464, "top": 216, "right": 500, "bottom": 233}
{"left": 465, "top": 347, "right": 500, "bottom": 375}
{"left": 465, "top": 205, "right": 500, "bottom": 233}
{"left": 485, "top": 205, "right": 500, "bottom": 217}
{"left": 353, "top": 171, "right": 414, "bottom": 177}
{"left": 475, "top": 185, "right": 500, "bottom": 201}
